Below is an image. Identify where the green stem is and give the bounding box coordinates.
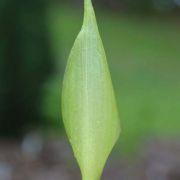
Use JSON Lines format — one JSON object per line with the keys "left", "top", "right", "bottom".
{"left": 82, "top": 173, "right": 101, "bottom": 180}
{"left": 84, "top": 0, "right": 92, "bottom": 14}
{"left": 83, "top": 0, "right": 96, "bottom": 25}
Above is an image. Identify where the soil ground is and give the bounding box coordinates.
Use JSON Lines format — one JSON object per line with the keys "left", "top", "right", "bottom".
{"left": 0, "top": 136, "right": 179, "bottom": 180}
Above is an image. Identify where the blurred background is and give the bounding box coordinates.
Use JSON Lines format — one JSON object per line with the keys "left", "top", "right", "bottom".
{"left": 0, "top": 0, "right": 180, "bottom": 179}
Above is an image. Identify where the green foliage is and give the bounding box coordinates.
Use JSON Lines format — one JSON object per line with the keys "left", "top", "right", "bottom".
{"left": 125, "top": 0, "right": 153, "bottom": 12}
{"left": 97, "top": 0, "right": 153, "bottom": 12}
{"left": 0, "top": 0, "right": 54, "bottom": 137}
{"left": 48, "top": 6, "right": 180, "bottom": 153}
{"left": 61, "top": 0, "right": 120, "bottom": 179}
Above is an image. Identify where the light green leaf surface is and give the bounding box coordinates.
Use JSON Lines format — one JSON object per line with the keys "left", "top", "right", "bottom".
{"left": 62, "top": 0, "right": 120, "bottom": 180}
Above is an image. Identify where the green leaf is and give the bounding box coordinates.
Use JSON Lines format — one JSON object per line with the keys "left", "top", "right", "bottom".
{"left": 62, "top": 0, "right": 120, "bottom": 180}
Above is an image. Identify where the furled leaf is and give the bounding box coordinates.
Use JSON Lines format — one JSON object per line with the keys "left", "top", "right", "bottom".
{"left": 62, "top": 0, "right": 120, "bottom": 180}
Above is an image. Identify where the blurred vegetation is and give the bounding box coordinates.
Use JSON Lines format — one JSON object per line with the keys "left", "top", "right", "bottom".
{"left": 47, "top": 5, "right": 180, "bottom": 153}
{"left": 0, "top": 0, "right": 54, "bottom": 137}
{"left": 66, "top": 0, "right": 180, "bottom": 12}
{"left": 0, "top": 0, "right": 180, "bottom": 153}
